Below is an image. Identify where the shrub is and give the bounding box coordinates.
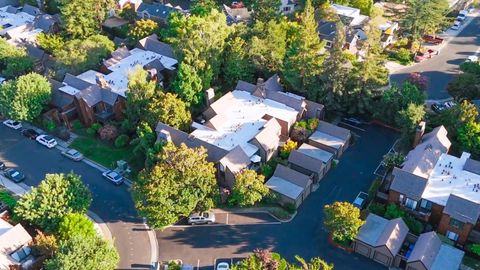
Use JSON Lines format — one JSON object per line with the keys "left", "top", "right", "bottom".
{"left": 270, "top": 208, "right": 290, "bottom": 220}
{"left": 261, "top": 191, "right": 279, "bottom": 205}
{"left": 396, "top": 48, "right": 412, "bottom": 64}
{"left": 407, "top": 72, "right": 428, "bottom": 91}
{"left": 307, "top": 118, "right": 319, "bottom": 131}
{"left": 368, "top": 202, "right": 386, "bottom": 216}
{"left": 115, "top": 134, "right": 129, "bottom": 148}
{"left": 403, "top": 215, "right": 423, "bottom": 235}
{"left": 383, "top": 152, "right": 406, "bottom": 170}
{"left": 261, "top": 164, "right": 274, "bottom": 178}
{"left": 71, "top": 120, "right": 83, "bottom": 131}
{"left": 368, "top": 178, "right": 382, "bottom": 201}
{"left": 279, "top": 139, "right": 297, "bottom": 159}
{"left": 0, "top": 190, "right": 16, "bottom": 209}
{"left": 86, "top": 127, "right": 96, "bottom": 136}
{"left": 290, "top": 127, "right": 309, "bottom": 142}
{"left": 469, "top": 244, "right": 480, "bottom": 256}
{"left": 32, "top": 231, "right": 58, "bottom": 257}
{"left": 283, "top": 203, "right": 296, "bottom": 214}
{"left": 394, "top": 37, "right": 408, "bottom": 48}
{"left": 384, "top": 203, "right": 405, "bottom": 219}
{"left": 91, "top": 123, "right": 102, "bottom": 132}
{"left": 44, "top": 119, "right": 56, "bottom": 132}
{"left": 97, "top": 124, "right": 118, "bottom": 141}
{"left": 294, "top": 120, "right": 307, "bottom": 129}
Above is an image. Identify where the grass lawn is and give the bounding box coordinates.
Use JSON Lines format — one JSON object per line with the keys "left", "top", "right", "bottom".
{"left": 70, "top": 135, "right": 144, "bottom": 179}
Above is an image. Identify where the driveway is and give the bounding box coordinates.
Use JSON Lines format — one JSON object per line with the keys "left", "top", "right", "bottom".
{"left": 156, "top": 124, "right": 398, "bottom": 270}
{"left": 0, "top": 125, "right": 152, "bottom": 270}
{"left": 390, "top": 14, "right": 480, "bottom": 100}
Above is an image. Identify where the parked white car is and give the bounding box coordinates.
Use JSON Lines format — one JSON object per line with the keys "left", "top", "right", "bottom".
{"left": 61, "top": 148, "right": 84, "bottom": 161}
{"left": 2, "top": 119, "right": 22, "bottom": 130}
{"left": 102, "top": 170, "right": 124, "bottom": 185}
{"left": 216, "top": 262, "right": 230, "bottom": 270}
{"left": 467, "top": 55, "right": 478, "bottom": 62}
{"left": 36, "top": 135, "right": 57, "bottom": 148}
{"left": 187, "top": 212, "right": 215, "bottom": 225}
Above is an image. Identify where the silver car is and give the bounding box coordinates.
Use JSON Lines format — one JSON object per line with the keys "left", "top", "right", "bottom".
{"left": 187, "top": 212, "right": 215, "bottom": 225}
{"left": 61, "top": 148, "right": 84, "bottom": 161}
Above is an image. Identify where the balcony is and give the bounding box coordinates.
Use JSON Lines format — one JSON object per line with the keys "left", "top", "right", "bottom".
{"left": 399, "top": 205, "right": 431, "bottom": 223}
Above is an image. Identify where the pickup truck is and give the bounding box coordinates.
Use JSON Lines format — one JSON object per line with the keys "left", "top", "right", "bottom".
{"left": 414, "top": 49, "right": 438, "bottom": 62}
{"left": 423, "top": 35, "right": 444, "bottom": 45}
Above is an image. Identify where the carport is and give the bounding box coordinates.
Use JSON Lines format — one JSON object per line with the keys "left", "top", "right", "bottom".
{"left": 265, "top": 165, "right": 312, "bottom": 208}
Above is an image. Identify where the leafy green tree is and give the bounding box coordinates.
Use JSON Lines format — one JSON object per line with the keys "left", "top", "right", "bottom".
{"left": 54, "top": 35, "right": 114, "bottom": 74}
{"left": 163, "top": 10, "right": 230, "bottom": 89}
{"left": 458, "top": 121, "right": 480, "bottom": 156}
{"left": 190, "top": 0, "right": 218, "bottom": 16}
{"left": 32, "top": 231, "right": 58, "bottom": 258}
{"left": 229, "top": 170, "right": 268, "bottom": 207}
{"left": 61, "top": 0, "right": 116, "bottom": 38}
{"left": 130, "top": 121, "right": 157, "bottom": 159}
{"left": 124, "top": 66, "right": 157, "bottom": 130}
{"left": 324, "top": 201, "right": 364, "bottom": 243}
{"left": 382, "top": 152, "right": 405, "bottom": 170}
{"left": 146, "top": 92, "right": 192, "bottom": 131}
{"left": 448, "top": 62, "right": 480, "bottom": 100}
{"left": 396, "top": 103, "right": 425, "bottom": 143}
{"left": 2, "top": 56, "right": 35, "bottom": 79}
{"left": 128, "top": 19, "right": 159, "bottom": 42}
{"left": 289, "top": 256, "right": 334, "bottom": 270}
{"left": 37, "top": 33, "right": 65, "bottom": 54}
{"left": 233, "top": 250, "right": 287, "bottom": 270}
{"left": 119, "top": 5, "right": 137, "bottom": 22}
{"left": 45, "top": 235, "right": 119, "bottom": 270}
{"left": 244, "top": 0, "right": 281, "bottom": 22}
{"left": 283, "top": 0, "right": 325, "bottom": 93}
{"left": 279, "top": 139, "right": 298, "bottom": 159}
{"left": 15, "top": 173, "right": 92, "bottom": 232}
{"left": 0, "top": 73, "right": 51, "bottom": 121}
{"left": 401, "top": 0, "right": 448, "bottom": 43}
{"left": 172, "top": 63, "right": 204, "bottom": 105}
{"left": 248, "top": 19, "right": 289, "bottom": 75}
{"left": 58, "top": 213, "right": 96, "bottom": 241}
{"left": 222, "top": 36, "right": 254, "bottom": 89}
{"left": 133, "top": 143, "right": 217, "bottom": 228}
{"left": 333, "top": 0, "right": 372, "bottom": 15}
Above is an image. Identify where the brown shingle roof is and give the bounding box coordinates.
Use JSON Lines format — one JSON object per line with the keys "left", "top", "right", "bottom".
{"left": 464, "top": 158, "right": 480, "bottom": 175}
{"left": 273, "top": 164, "right": 312, "bottom": 189}
{"left": 444, "top": 194, "right": 480, "bottom": 224}
{"left": 252, "top": 118, "right": 281, "bottom": 152}
{"left": 137, "top": 34, "right": 176, "bottom": 59}
{"left": 219, "top": 145, "right": 251, "bottom": 173}
{"left": 288, "top": 145, "right": 327, "bottom": 175}
{"left": 407, "top": 231, "right": 441, "bottom": 269}
{"left": 316, "top": 121, "right": 351, "bottom": 141}
{"left": 390, "top": 167, "right": 428, "bottom": 201}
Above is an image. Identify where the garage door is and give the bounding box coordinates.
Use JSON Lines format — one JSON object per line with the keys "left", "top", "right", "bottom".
{"left": 354, "top": 242, "right": 371, "bottom": 257}
{"left": 373, "top": 251, "right": 391, "bottom": 266}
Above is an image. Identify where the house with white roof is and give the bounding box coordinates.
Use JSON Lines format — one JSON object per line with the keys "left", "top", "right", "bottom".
{"left": 155, "top": 75, "right": 325, "bottom": 189}
{"left": 0, "top": 217, "right": 34, "bottom": 269}
{"left": 389, "top": 125, "right": 480, "bottom": 245}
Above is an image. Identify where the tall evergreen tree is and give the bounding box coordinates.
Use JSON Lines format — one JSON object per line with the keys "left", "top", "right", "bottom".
{"left": 223, "top": 36, "right": 254, "bottom": 89}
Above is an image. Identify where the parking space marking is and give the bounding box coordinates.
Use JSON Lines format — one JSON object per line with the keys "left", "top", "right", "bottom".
{"left": 226, "top": 213, "right": 229, "bottom": 225}
{"left": 169, "top": 221, "right": 282, "bottom": 228}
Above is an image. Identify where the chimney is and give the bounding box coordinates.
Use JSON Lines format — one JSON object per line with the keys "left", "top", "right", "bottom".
{"left": 95, "top": 74, "right": 109, "bottom": 89}
{"left": 254, "top": 77, "right": 266, "bottom": 98}
{"left": 205, "top": 88, "right": 215, "bottom": 107}
{"left": 159, "top": 130, "right": 172, "bottom": 142}
{"left": 413, "top": 121, "right": 426, "bottom": 148}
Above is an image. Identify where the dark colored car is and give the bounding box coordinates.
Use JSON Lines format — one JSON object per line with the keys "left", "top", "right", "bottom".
{"left": 21, "top": 128, "right": 40, "bottom": 140}
{"left": 4, "top": 168, "right": 25, "bottom": 183}
{"left": 0, "top": 161, "right": 5, "bottom": 170}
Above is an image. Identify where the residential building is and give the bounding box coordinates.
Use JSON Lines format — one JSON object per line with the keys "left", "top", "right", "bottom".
{"left": 308, "top": 120, "right": 351, "bottom": 158}
{"left": 136, "top": 2, "right": 185, "bottom": 24}
{"left": 280, "top": 0, "right": 295, "bottom": 14}
{"left": 265, "top": 164, "right": 312, "bottom": 208}
{"left": 288, "top": 143, "right": 333, "bottom": 183}
{"left": 223, "top": 3, "right": 251, "bottom": 25}
{"left": 54, "top": 35, "right": 177, "bottom": 126}
{"left": 156, "top": 75, "right": 325, "bottom": 189}
{"left": 354, "top": 214, "right": 465, "bottom": 269}
{"left": 388, "top": 125, "right": 480, "bottom": 245}
{"left": 117, "top": 0, "right": 142, "bottom": 9}
{"left": 0, "top": 218, "right": 34, "bottom": 269}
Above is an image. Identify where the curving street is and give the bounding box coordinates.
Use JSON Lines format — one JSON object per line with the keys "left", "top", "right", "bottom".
{"left": 156, "top": 124, "right": 398, "bottom": 270}
{"left": 390, "top": 13, "right": 480, "bottom": 100}
{"left": 0, "top": 125, "right": 152, "bottom": 270}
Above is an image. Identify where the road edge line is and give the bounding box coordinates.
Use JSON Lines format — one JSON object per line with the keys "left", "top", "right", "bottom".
{"left": 87, "top": 210, "right": 113, "bottom": 242}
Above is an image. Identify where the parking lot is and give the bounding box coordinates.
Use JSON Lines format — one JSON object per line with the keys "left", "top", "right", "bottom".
{"left": 174, "top": 211, "right": 280, "bottom": 227}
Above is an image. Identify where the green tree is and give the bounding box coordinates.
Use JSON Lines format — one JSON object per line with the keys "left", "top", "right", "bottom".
{"left": 133, "top": 143, "right": 217, "bottom": 228}
{"left": 396, "top": 103, "right": 426, "bottom": 143}
{"left": 190, "top": 0, "right": 218, "bottom": 16}
{"left": 458, "top": 121, "right": 480, "bottom": 156}
{"left": 54, "top": 35, "right": 115, "bottom": 74}
{"left": 222, "top": 36, "right": 254, "bottom": 89}
{"left": 382, "top": 152, "right": 405, "bottom": 170}
{"left": 248, "top": 19, "right": 289, "bottom": 75}
{"left": 146, "top": 92, "right": 192, "bottom": 131}
{"left": 130, "top": 121, "right": 157, "bottom": 159}
{"left": 279, "top": 139, "right": 298, "bottom": 159}
{"left": 0, "top": 73, "right": 51, "bottom": 121}
{"left": 32, "top": 231, "right": 58, "bottom": 258}
{"left": 61, "top": 0, "right": 116, "bottom": 38}
{"left": 448, "top": 62, "right": 480, "bottom": 100}
{"left": 324, "top": 201, "right": 364, "bottom": 243}
{"left": 229, "top": 170, "right": 268, "bottom": 207}
{"left": 58, "top": 213, "right": 96, "bottom": 241}
{"left": 289, "top": 256, "right": 334, "bottom": 270}
{"left": 401, "top": 0, "right": 448, "bottom": 43}
{"left": 124, "top": 66, "right": 157, "bottom": 130}
{"left": 119, "top": 5, "right": 137, "bottom": 22}
{"left": 15, "top": 173, "right": 92, "bottom": 232}
{"left": 283, "top": 0, "right": 325, "bottom": 92}
{"left": 171, "top": 63, "right": 204, "bottom": 105}
{"left": 2, "top": 56, "right": 35, "bottom": 79}
{"left": 45, "top": 235, "right": 119, "bottom": 270}
{"left": 37, "top": 33, "right": 65, "bottom": 54}
{"left": 128, "top": 19, "right": 159, "bottom": 42}
{"left": 244, "top": 0, "right": 281, "bottom": 22}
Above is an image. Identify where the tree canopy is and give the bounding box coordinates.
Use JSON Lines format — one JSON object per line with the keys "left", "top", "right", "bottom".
{"left": 232, "top": 249, "right": 333, "bottom": 270}
{"left": 0, "top": 73, "right": 51, "bottom": 121}
{"left": 146, "top": 92, "right": 192, "bottom": 131}
{"left": 324, "top": 201, "right": 364, "bottom": 243}
{"left": 229, "top": 170, "right": 268, "bottom": 207}
{"left": 244, "top": 0, "right": 281, "bottom": 22}
{"left": 0, "top": 38, "right": 34, "bottom": 79}
{"left": 448, "top": 62, "right": 480, "bottom": 100}
{"left": 401, "top": 0, "right": 448, "bottom": 42}
{"left": 58, "top": 213, "right": 96, "bottom": 241}
{"left": 15, "top": 173, "right": 92, "bottom": 232}
{"left": 61, "top": 0, "right": 115, "bottom": 38}
{"left": 128, "top": 19, "right": 159, "bottom": 43}
{"left": 133, "top": 143, "right": 217, "bottom": 228}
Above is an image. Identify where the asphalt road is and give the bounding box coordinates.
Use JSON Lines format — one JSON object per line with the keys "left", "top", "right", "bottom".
{"left": 0, "top": 125, "right": 152, "bottom": 270}
{"left": 390, "top": 14, "right": 480, "bottom": 100}
{"left": 156, "top": 124, "right": 398, "bottom": 270}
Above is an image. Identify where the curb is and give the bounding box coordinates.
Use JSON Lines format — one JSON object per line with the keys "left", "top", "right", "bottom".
{"left": 213, "top": 208, "right": 297, "bottom": 223}
{"left": 87, "top": 210, "right": 113, "bottom": 242}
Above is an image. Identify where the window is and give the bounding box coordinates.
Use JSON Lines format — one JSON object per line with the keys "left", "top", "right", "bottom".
{"left": 420, "top": 199, "right": 432, "bottom": 210}
{"left": 10, "top": 246, "right": 31, "bottom": 262}
{"left": 449, "top": 218, "right": 464, "bottom": 229}
{"left": 283, "top": 6, "right": 291, "bottom": 11}
{"left": 325, "top": 41, "right": 333, "bottom": 48}
{"left": 446, "top": 231, "right": 459, "bottom": 241}
{"left": 404, "top": 198, "right": 417, "bottom": 210}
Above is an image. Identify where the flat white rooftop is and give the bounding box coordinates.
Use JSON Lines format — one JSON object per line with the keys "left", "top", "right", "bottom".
{"left": 422, "top": 152, "right": 480, "bottom": 206}
{"left": 0, "top": 6, "right": 34, "bottom": 35}
{"left": 190, "top": 90, "right": 299, "bottom": 157}
{"left": 7, "top": 27, "right": 42, "bottom": 46}
{"left": 309, "top": 130, "right": 345, "bottom": 150}
{"left": 76, "top": 48, "right": 177, "bottom": 97}
{"left": 331, "top": 4, "right": 368, "bottom": 26}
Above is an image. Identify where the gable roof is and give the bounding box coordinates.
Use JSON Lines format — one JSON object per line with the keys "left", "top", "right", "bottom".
{"left": 356, "top": 214, "right": 409, "bottom": 256}
{"left": 317, "top": 21, "right": 337, "bottom": 41}
{"left": 235, "top": 80, "right": 256, "bottom": 93}
{"left": 137, "top": 2, "right": 181, "bottom": 20}
{"left": 464, "top": 158, "right": 480, "bottom": 175}
{"left": 252, "top": 118, "right": 281, "bottom": 151}
{"left": 33, "top": 13, "right": 56, "bottom": 33}
{"left": 75, "top": 85, "right": 119, "bottom": 106}
{"left": 288, "top": 144, "right": 330, "bottom": 174}
{"left": 223, "top": 4, "right": 251, "bottom": 25}
{"left": 137, "top": 34, "right": 175, "bottom": 59}
{"left": 63, "top": 73, "right": 93, "bottom": 92}
{"left": 156, "top": 122, "right": 229, "bottom": 162}
{"left": 219, "top": 145, "right": 251, "bottom": 173}
{"left": 103, "top": 46, "right": 131, "bottom": 68}
{"left": 390, "top": 167, "right": 428, "bottom": 201}
{"left": 309, "top": 130, "right": 346, "bottom": 150}
{"left": 21, "top": 3, "right": 40, "bottom": 16}
{"left": 273, "top": 164, "right": 312, "bottom": 189}
{"left": 0, "top": 220, "right": 32, "bottom": 269}
{"left": 316, "top": 121, "right": 351, "bottom": 141}
{"left": 444, "top": 194, "right": 480, "bottom": 224}
{"left": 431, "top": 243, "right": 464, "bottom": 270}
{"left": 407, "top": 232, "right": 441, "bottom": 269}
